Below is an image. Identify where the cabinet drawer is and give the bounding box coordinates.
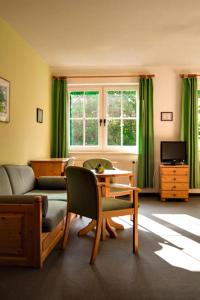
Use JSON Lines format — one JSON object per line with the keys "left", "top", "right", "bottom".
{"left": 161, "top": 175, "right": 188, "bottom": 183}
{"left": 160, "top": 182, "right": 188, "bottom": 190}
{"left": 160, "top": 191, "right": 188, "bottom": 199}
{"left": 160, "top": 168, "right": 188, "bottom": 176}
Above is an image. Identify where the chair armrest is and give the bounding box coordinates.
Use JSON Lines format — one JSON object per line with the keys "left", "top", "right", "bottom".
{"left": 97, "top": 182, "right": 140, "bottom": 192}
{"left": 36, "top": 176, "right": 66, "bottom": 190}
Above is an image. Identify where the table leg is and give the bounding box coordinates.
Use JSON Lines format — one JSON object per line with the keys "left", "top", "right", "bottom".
{"left": 78, "top": 220, "right": 96, "bottom": 236}
{"left": 106, "top": 219, "right": 117, "bottom": 238}
{"left": 108, "top": 218, "right": 124, "bottom": 230}
{"left": 101, "top": 218, "right": 107, "bottom": 240}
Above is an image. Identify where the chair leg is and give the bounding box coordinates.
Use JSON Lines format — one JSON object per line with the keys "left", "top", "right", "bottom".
{"left": 62, "top": 212, "right": 72, "bottom": 249}
{"left": 129, "top": 192, "right": 133, "bottom": 221}
{"left": 90, "top": 218, "right": 102, "bottom": 264}
{"left": 133, "top": 211, "right": 138, "bottom": 254}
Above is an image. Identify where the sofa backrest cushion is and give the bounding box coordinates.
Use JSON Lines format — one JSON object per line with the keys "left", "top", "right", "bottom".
{"left": 0, "top": 166, "right": 13, "bottom": 195}
{"left": 4, "top": 165, "right": 35, "bottom": 195}
{"left": 37, "top": 176, "right": 66, "bottom": 190}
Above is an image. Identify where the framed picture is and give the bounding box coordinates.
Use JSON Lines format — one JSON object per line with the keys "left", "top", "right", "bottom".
{"left": 36, "top": 108, "right": 43, "bottom": 123}
{"left": 161, "top": 112, "right": 173, "bottom": 121}
{"left": 0, "top": 77, "right": 10, "bottom": 122}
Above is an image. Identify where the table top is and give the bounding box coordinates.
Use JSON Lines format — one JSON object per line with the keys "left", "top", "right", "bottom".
{"left": 30, "top": 158, "right": 73, "bottom": 162}
{"left": 91, "top": 169, "right": 132, "bottom": 177}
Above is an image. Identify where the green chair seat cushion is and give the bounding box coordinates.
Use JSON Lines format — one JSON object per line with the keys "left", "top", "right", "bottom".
{"left": 42, "top": 200, "right": 67, "bottom": 232}
{"left": 102, "top": 197, "right": 133, "bottom": 211}
{"left": 25, "top": 189, "right": 67, "bottom": 201}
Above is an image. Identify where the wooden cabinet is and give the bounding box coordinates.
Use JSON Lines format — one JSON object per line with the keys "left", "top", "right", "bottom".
{"left": 160, "top": 164, "right": 189, "bottom": 201}
{"left": 30, "top": 158, "right": 73, "bottom": 177}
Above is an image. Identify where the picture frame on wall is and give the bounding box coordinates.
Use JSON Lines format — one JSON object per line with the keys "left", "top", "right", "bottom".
{"left": 161, "top": 112, "right": 173, "bottom": 121}
{"left": 36, "top": 108, "right": 43, "bottom": 123}
{"left": 0, "top": 77, "right": 10, "bottom": 123}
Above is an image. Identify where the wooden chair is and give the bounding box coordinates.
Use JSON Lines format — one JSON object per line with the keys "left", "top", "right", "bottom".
{"left": 83, "top": 158, "right": 134, "bottom": 202}
{"left": 62, "top": 166, "right": 139, "bottom": 264}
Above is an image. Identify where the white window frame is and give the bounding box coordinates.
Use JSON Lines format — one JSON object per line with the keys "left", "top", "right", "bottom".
{"left": 68, "top": 86, "right": 102, "bottom": 152}
{"left": 103, "top": 85, "right": 139, "bottom": 154}
{"left": 68, "top": 83, "right": 139, "bottom": 154}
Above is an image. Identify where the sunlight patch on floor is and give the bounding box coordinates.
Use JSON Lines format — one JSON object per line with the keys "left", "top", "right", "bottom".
{"left": 153, "top": 214, "right": 200, "bottom": 236}
{"left": 139, "top": 214, "right": 200, "bottom": 272}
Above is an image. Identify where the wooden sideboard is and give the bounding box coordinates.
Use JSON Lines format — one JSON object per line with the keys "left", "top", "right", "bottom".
{"left": 160, "top": 164, "right": 189, "bottom": 202}
{"left": 30, "top": 158, "right": 73, "bottom": 177}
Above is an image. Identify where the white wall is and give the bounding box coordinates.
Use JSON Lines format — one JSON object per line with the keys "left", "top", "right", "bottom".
{"left": 52, "top": 65, "right": 200, "bottom": 191}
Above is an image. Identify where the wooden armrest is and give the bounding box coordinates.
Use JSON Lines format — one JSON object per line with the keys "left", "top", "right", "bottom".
{"left": 97, "top": 182, "right": 140, "bottom": 192}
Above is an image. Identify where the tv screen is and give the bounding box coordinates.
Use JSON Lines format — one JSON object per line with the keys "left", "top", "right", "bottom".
{"left": 161, "top": 141, "right": 187, "bottom": 164}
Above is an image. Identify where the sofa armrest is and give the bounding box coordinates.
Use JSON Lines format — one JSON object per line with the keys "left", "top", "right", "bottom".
{"left": 0, "top": 195, "right": 43, "bottom": 267}
{"left": 0, "top": 195, "right": 48, "bottom": 217}
{"left": 36, "top": 176, "right": 66, "bottom": 190}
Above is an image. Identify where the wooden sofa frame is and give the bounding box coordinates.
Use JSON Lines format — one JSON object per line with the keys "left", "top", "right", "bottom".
{"left": 0, "top": 196, "right": 65, "bottom": 268}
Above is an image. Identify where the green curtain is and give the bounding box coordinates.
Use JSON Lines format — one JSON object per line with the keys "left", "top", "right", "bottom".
{"left": 137, "top": 77, "right": 154, "bottom": 188}
{"left": 180, "top": 77, "right": 199, "bottom": 188}
{"left": 51, "top": 78, "right": 68, "bottom": 158}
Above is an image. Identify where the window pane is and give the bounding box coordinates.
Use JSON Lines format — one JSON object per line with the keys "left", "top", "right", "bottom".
{"left": 70, "top": 92, "right": 83, "bottom": 118}
{"left": 107, "top": 91, "right": 121, "bottom": 117}
{"left": 123, "top": 120, "right": 136, "bottom": 146}
{"left": 107, "top": 120, "right": 121, "bottom": 145}
{"left": 85, "top": 119, "right": 98, "bottom": 145}
{"left": 122, "top": 91, "right": 136, "bottom": 117}
{"left": 85, "top": 91, "right": 99, "bottom": 118}
{"left": 70, "top": 120, "right": 83, "bottom": 145}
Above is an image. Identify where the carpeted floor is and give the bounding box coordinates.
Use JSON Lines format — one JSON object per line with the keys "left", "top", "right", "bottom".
{"left": 0, "top": 195, "right": 200, "bottom": 300}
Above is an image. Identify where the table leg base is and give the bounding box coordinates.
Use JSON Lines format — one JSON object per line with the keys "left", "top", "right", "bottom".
{"left": 109, "top": 218, "right": 124, "bottom": 230}
{"left": 78, "top": 218, "right": 124, "bottom": 239}
{"left": 78, "top": 220, "right": 96, "bottom": 236}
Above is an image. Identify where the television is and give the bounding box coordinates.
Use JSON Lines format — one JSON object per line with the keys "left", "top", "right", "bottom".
{"left": 160, "top": 141, "right": 187, "bottom": 165}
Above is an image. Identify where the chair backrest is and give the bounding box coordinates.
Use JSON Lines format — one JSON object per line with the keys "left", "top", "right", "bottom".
{"left": 65, "top": 166, "right": 99, "bottom": 220}
{"left": 83, "top": 158, "right": 114, "bottom": 170}
{"left": 64, "top": 157, "right": 75, "bottom": 174}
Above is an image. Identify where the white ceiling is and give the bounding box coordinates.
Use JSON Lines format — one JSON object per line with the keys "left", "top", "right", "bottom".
{"left": 1, "top": 0, "right": 200, "bottom": 69}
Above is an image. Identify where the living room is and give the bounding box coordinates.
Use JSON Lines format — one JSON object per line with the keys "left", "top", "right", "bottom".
{"left": 0, "top": 1, "right": 200, "bottom": 299}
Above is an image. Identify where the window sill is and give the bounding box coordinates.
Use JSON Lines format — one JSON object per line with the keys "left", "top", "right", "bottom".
{"left": 69, "top": 150, "right": 138, "bottom": 155}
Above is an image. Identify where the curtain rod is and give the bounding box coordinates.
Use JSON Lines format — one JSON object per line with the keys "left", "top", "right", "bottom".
{"left": 53, "top": 74, "right": 155, "bottom": 79}
{"left": 180, "top": 74, "right": 200, "bottom": 78}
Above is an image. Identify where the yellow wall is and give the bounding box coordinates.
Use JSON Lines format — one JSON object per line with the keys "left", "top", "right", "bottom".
{"left": 0, "top": 18, "right": 51, "bottom": 164}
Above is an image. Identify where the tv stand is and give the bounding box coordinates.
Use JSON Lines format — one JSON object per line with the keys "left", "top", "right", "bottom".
{"left": 163, "top": 161, "right": 185, "bottom": 166}
{"left": 160, "top": 164, "right": 189, "bottom": 202}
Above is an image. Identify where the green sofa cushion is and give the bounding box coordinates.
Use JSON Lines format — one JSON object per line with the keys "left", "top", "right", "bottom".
{"left": 25, "top": 189, "right": 67, "bottom": 201}
{"left": 102, "top": 197, "right": 133, "bottom": 211}
{"left": 42, "top": 200, "right": 67, "bottom": 232}
{"left": 37, "top": 176, "right": 66, "bottom": 190}
{"left": 0, "top": 166, "right": 13, "bottom": 195}
{"left": 4, "top": 165, "right": 35, "bottom": 195}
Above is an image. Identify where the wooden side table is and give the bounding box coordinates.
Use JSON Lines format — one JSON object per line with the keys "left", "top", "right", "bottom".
{"left": 30, "top": 158, "right": 74, "bottom": 177}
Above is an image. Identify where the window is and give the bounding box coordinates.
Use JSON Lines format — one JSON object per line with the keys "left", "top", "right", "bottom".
{"left": 68, "top": 85, "right": 139, "bottom": 153}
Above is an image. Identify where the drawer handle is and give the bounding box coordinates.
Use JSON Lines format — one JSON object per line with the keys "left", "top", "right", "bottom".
{"left": 173, "top": 193, "right": 176, "bottom": 197}
{"left": 172, "top": 186, "right": 176, "bottom": 189}
{"left": 173, "top": 170, "right": 176, "bottom": 173}
{"left": 173, "top": 178, "right": 176, "bottom": 181}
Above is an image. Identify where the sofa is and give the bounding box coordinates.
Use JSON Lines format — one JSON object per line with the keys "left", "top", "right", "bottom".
{"left": 0, "top": 164, "right": 67, "bottom": 267}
